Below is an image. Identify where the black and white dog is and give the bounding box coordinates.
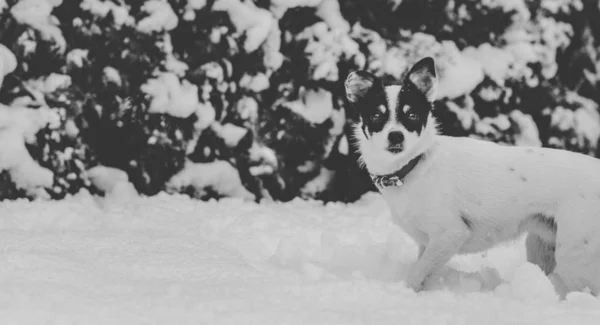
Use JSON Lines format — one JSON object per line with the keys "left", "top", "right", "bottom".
{"left": 344, "top": 57, "right": 600, "bottom": 296}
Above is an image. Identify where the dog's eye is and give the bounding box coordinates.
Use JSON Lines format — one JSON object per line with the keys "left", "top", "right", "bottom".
{"left": 407, "top": 112, "right": 419, "bottom": 121}
{"left": 370, "top": 112, "right": 382, "bottom": 121}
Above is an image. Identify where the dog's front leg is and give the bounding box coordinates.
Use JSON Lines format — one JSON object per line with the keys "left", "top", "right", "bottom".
{"left": 418, "top": 244, "right": 426, "bottom": 259}
{"left": 405, "top": 227, "right": 470, "bottom": 292}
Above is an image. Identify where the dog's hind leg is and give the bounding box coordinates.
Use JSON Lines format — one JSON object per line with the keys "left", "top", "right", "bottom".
{"left": 546, "top": 202, "right": 600, "bottom": 297}
{"left": 521, "top": 213, "right": 557, "bottom": 275}
{"left": 525, "top": 233, "right": 556, "bottom": 275}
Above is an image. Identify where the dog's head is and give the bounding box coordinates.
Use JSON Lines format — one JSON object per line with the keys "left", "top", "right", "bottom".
{"left": 344, "top": 57, "right": 439, "bottom": 175}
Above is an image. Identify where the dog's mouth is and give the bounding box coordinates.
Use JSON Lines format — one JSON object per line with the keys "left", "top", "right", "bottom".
{"left": 387, "top": 145, "right": 403, "bottom": 154}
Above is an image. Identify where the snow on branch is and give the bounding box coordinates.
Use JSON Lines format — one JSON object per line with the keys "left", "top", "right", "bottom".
{"left": 165, "top": 160, "right": 256, "bottom": 201}
{"left": 0, "top": 104, "right": 59, "bottom": 197}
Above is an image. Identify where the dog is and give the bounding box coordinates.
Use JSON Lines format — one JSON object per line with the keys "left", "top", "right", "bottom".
{"left": 344, "top": 57, "right": 600, "bottom": 296}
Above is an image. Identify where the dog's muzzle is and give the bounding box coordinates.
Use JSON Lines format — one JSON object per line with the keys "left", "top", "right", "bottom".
{"left": 387, "top": 131, "right": 404, "bottom": 153}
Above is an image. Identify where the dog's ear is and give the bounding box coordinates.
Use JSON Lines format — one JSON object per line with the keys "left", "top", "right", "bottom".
{"left": 344, "top": 70, "right": 381, "bottom": 103}
{"left": 406, "top": 57, "right": 437, "bottom": 102}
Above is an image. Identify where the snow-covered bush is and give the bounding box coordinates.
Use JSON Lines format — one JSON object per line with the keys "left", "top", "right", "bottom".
{"left": 1, "top": 0, "right": 600, "bottom": 202}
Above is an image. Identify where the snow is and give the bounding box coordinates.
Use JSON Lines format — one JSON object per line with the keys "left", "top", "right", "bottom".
{"left": 10, "top": 0, "right": 66, "bottom": 52}
{"left": 436, "top": 42, "right": 485, "bottom": 100}
{"left": 136, "top": 0, "right": 179, "bottom": 34}
{"left": 239, "top": 72, "right": 270, "bottom": 93}
{"left": 509, "top": 110, "right": 543, "bottom": 147}
{"left": 103, "top": 66, "right": 122, "bottom": 86}
{"left": 213, "top": 0, "right": 275, "bottom": 53}
{"left": 495, "top": 263, "right": 559, "bottom": 302}
{"left": 66, "top": 48, "right": 89, "bottom": 68}
{"left": 10, "top": 0, "right": 61, "bottom": 26}
{"left": 262, "top": 21, "right": 285, "bottom": 71}
{"left": 0, "top": 104, "right": 59, "bottom": 196}
{"left": 323, "top": 106, "right": 346, "bottom": 156}
{"left": 482, "top": 0, "right": 530, "bottom": 22}
{"left": 285, "top": 87, "right": 334, "bottom": 124}
{"left": 447, "top": 98, "right": 477, "bottom": 130}
{"left": 355, "top": 11, "right": 568, "bottom": 100}
{"left": 298, "top": 22, "right": 361, "bottom": 82}
{"left": 477, "top": 115, "right": 512, "bottom": 138}
{"left": 546, "top": 94, "right": 600, "bottom": 150}
{"left": 381, "top": 47, "right": 409, "bottom": 80}
{"left": 141, "top": 72, "right": 200, "bottom": 118}
{"left": 236, "top": 96, "right": 259, "bottom": 122}
{"left": 164, "top": 54, "right": 189, "bottom": 77}
{"left": 199, "top": 61, "right": 226, "bottom": 82}
{"left": 165, "top": 160, "right": 256, "bottom": 201}
{"left": 537, "top": 17, "right": 573, "bottom": 79}
{"left": 26, "top": 73, "right": 72, "bottom": 94}
{"left": 360, "top": 30, "right": 485, "bottom": 99}
{"left": 0, "top": 44, "right": 17, "bottom": 88}
{"left": 463, "top": 44, "right": 513, "bottom": 86}
{"left": 573, "top": 107, "right": 600, "bottom": 146}
{"left": 248, "top": 143, "right": 278, "bottom": 169}
{"left": 86, "top": 165, "right": 133, "bottom": 194}
{"left": 85, "top": 166, "right": 139, "bottom": 205}
{"left": 270, "top": 0, "right": 323, "bottom": 8}
{"left": 300, "top": 166, "right": 335, "bottom": 198}
{"left": 338, "top": 135, "right": 349, "bottom": 155}
{"left": 1, "top": 191, "right": 600, "bottom": 324}
{"left": 16, "top": 30, "right": 37, "bottom": 57}
{"left": 541, "top": 0, "right": 583, "bottom": 14}
{"left": 0, "top": 44, "right": 17, "bottom": 76}
{"left": 80, "top": 0, "right": 133, "bottom": 26}
{"left": 315, "top": 0, "right": 350, "bottom": 32}
{"left": 211, "top": 123, "right": 249, "bottom": 148}
{"left": 193, "top": 101, "right": 216, "bottom": 131}
{"left": 187, "top": 0, "right": 207, "bottom": 10}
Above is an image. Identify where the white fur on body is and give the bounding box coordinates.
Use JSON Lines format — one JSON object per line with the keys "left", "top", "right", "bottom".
{"left": 366, "top": 131, "right": 600, "bottom": 295}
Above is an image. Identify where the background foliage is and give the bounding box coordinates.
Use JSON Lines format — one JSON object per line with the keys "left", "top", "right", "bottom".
{"left": 1, "top": 0, "right": 600, "bottom": 202}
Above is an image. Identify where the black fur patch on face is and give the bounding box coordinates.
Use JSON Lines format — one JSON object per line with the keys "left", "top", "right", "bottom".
{"left": 395, "top": 82, "right": 431, "bottom": 134}
{"left": 344, "top": 71, "right": 390, "bottom": 138}
{"left": 392, "top": 57, "right": 437, "bottom": 134}
{"left": 361, "top": 93, "right": 390, "bottom": 137}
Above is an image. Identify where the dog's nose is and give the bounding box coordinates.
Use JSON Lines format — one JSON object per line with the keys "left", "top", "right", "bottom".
{"left": 388, "top": 131, "right": 404, "bottom": 145}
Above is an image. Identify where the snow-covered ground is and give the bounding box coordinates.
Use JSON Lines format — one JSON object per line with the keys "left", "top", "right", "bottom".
{"left": 1, "top": 191, "right": 600, "bottom": 325}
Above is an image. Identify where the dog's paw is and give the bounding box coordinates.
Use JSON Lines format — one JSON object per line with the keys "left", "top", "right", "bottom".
{"left": 405, "top": 273, "right": 426, "bottom": 292}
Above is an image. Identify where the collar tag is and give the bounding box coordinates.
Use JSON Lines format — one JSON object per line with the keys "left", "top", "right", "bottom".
{"left": 370, "top": 174, "right": 404, "bottom": 189}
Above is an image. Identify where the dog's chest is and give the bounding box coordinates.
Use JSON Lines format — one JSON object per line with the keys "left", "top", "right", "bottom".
{"left": 379, "top": 185, "right": 433, "bottom": 243}
{"left": 380, "top": 188, "right": 412, "bottom": 218}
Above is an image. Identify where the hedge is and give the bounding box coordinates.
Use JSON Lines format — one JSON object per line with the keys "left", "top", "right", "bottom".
{"left": 1, "top": 0, "right": 599, "bottom": 202}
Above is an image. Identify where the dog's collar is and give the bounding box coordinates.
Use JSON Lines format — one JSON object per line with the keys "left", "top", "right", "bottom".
{"left": 369, "top": 154, "right": 423, "bottom": 189}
